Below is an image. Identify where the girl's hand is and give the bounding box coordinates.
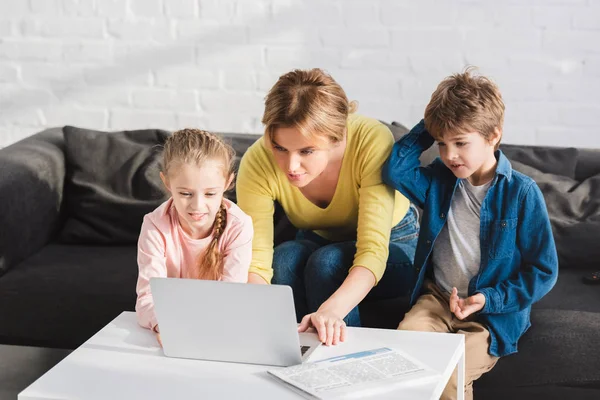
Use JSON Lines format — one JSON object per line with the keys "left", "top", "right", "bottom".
{"left": 153, "top": 324, "right": 163, "bottom": 347}
{"left": 298, "top": 309, "right": 347, "bottom": 346}
{"left": 449, "top": 287, "right": 486, "bottom": 320}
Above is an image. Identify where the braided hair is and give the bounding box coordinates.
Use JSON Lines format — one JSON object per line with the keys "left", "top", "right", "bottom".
{"left": 162, "top": 128, "right": 235, "bottom": 280}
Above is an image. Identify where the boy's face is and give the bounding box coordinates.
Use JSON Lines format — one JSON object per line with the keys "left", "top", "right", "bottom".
{"left": 436, "top": 128, "right": 501, "bottom": 186}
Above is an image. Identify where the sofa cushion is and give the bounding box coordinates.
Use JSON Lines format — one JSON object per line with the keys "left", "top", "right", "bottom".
{"left": 510, "top": 160, "right": 600, "bottom": 270}
{"left": 501, "top": 145, "right": 579, "bottom": 179}
{"left": 476, "top": 268, "right": 600, "bottom": 389}
{"left": 60, "top": 126, "right": 170, "bottom": 244}
{"left": 0, "top": 244, "right": 138, "bottom": 349}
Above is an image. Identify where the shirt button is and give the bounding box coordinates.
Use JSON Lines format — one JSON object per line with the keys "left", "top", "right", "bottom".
{"left": 440, "top": 213, "right": 445, "bottom": 219}
{"left": 501, "top": 221, "right": 507, "bottom": 227}
{"left": 426, "top": 240, "right": 431, "bottom": 244}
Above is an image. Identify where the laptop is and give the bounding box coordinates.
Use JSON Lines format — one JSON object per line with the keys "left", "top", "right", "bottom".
{"left": 149, "top": 277, "right": 322, "bottom": 366}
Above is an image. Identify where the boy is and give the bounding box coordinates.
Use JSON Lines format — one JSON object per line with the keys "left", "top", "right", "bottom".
{"left": 382, "top": 69, "right": 558, "bottom": 400}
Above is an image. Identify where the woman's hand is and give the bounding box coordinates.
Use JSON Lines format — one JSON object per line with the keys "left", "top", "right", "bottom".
{"left": 449, "top": 287, "right": 486, "bottom": 320}
{"left": 298, "top": 309, "right": 347, "bottom": 346}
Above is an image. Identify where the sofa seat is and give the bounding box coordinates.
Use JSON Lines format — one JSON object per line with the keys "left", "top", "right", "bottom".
{"left": 0, "top": 244, "right": 137, "bottom": 349}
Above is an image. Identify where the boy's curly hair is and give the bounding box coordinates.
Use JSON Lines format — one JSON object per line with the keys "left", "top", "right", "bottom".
{"left": 424, "top": 66, "right": 505, "bottom": 150}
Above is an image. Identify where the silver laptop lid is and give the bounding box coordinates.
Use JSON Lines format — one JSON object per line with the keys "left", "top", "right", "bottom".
{"left": 150, "top": 278, "right": 303, "bottom": 366}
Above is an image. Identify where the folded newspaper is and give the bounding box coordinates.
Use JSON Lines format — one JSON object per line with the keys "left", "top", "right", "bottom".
{"left": 267, "top": 347, "right": 440, "bottom": 399}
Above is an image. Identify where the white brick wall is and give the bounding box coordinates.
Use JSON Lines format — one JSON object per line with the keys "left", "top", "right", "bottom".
{"left": 1, "top": 0, "right": 599, "bottom": 148}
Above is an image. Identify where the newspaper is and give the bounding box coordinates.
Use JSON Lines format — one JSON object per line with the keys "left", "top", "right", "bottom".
{"left": 267, "top": 347, "right": 440, "bottom": 399}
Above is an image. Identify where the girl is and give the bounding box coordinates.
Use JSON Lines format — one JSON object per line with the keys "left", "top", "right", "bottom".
{"left": 236, "top": 69, "right": 419, "bottom": 346}
{"left": 136, "top": 128, "right": 253, "bottom": 344}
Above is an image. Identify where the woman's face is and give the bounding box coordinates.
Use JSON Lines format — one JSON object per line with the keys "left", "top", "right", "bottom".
{"left": 270, "top": 126, "right": 338, "bottom": 188}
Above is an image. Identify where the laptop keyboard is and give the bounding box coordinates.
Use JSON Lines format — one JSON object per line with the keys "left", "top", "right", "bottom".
{"left": 300, "top": 345, "right": 310, "bottom": 356}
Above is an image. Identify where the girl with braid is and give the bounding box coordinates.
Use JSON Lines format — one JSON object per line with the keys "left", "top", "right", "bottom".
{"left": 135, "top": 128, "right": 253, "bottom": 345}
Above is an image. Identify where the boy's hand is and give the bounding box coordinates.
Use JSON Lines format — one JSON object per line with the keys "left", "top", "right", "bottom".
{"left": 449, "top": 287, "right": 486, "bottom": 320}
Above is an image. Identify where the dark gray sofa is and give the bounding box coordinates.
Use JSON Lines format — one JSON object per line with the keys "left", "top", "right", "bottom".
{"left": 1, "top": 125, "right": 599, "bottom": 399}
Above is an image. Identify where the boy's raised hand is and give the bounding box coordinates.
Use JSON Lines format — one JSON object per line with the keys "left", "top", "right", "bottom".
{"left": 449, "top": 287, "right": 486, "bottom": 320}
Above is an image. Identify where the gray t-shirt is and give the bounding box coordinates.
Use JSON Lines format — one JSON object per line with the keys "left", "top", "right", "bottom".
{"left": 432, "top": 178, "right": 492, "bottom": 297}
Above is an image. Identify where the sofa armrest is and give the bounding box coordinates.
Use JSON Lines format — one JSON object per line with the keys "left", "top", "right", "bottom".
{"left": 0, "top": 128, "right": 66, "bottom": 275}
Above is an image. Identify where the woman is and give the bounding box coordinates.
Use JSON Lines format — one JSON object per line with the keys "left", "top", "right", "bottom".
{"left": 236, "top": 68, "right": 419, "bottom": 346}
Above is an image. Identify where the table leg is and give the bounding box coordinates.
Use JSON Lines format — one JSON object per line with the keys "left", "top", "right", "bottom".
{"left": 456, "top": 341, "right": 465, "bottom": 400}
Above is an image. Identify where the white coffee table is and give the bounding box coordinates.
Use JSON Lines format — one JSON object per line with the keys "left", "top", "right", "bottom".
{"left": 19, "top": 311, "right": 464, "bottom": 400}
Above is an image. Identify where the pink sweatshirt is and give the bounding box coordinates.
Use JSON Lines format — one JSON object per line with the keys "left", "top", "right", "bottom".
{"left": 135, "top": 197, "right": 253, "bottom": 330}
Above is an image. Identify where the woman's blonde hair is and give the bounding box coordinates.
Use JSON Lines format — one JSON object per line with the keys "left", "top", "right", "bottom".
{"left": 162, "top": 128, "right": 236, "bottom": 281}
{"left": 425, "top": 66, "right": 505, "bottom": 150}
{"left": 262, "top": 68, "right": 357, "bottom": 145}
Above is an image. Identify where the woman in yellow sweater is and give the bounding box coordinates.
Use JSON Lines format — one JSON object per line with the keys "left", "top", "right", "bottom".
{"left": 236, "top": 68, "right": 419, "bottom": 345}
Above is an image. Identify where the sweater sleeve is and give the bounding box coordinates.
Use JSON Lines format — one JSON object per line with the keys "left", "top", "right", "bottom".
{"left": 220, "top": 213, "right": 254, "bottom": 283}
{"left": 351, "top": 122, "right": 400, "bottom": 284}
{"left": 235, "top": 142, "right": 277, "bottom": 283}
{"left": 135, "top": 216, "right": 168, "bottom": 330}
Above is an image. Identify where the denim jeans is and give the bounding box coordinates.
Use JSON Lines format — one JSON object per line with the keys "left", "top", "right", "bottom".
{"left": 272, "top": 204, "right": 420, "bottom": 327}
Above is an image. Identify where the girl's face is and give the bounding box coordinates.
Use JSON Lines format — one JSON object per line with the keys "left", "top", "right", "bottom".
{"left": 161, "top": 159, "right": 232, "bottom": 240}
{"left": 270, "top": 126, "right": 340, "bottom": 188}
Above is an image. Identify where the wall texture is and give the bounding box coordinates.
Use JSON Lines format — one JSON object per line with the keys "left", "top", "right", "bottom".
{"left": 1, "top": 0, "right": 599, "bottom": 148}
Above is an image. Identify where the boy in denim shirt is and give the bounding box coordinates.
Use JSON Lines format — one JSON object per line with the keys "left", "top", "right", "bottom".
{"left": 382, "top": 69, "right": 558, "bottom": 400}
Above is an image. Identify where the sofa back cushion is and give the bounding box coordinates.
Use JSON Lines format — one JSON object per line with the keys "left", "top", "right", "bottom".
{"left": 60, "top": 126, "right": 170, "bottom": 244}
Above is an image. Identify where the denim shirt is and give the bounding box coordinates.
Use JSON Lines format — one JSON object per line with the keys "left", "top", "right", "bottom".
{"left": 382, "top": 120, "right": 559, "bottom": 357}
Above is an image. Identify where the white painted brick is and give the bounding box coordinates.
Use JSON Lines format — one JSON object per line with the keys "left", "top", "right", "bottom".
{"left": 203, "top": 113, "right": 260, "bottom": 134}
{"left": 110, "top": 109, "right": 177, "bottom": 130}
{"left": 393, "top": 29, "right": 464, "bottom": 52}
{"left": 322, "top": 28, "right": 390, "bottom": 48}
{"left": 342, "top": 0, "right": 380, "bottom": 27}
{"left": 551, "top": 105, "right": 600, "bottom": 126}
{"left": 234, "top": 0, "right": 271, "bottom": 23}
{"left": 62, "top": 0, "right": 95, "bottom": 16}
{"left": 249, "top": 24, "right": 320, "bottom": 45}
{"left": 535, "top": 127, "right": 596, "bottom": 148}
{"left": 113, "top": 43, "right": 195, "bottom": 68}
{"left": 132, "top": 89, "right": 198, "bottom": 112}
{"left": 506, "top": 102, "right": 561, "bottom": 125}
{"left": 131, "top": 0, "right": 163, "bottom": 18}
{"left": 572, "top": 8, "right": 600, "bottom": 30}
{"left": 63, "top": 42, "right": 112, "bottom": 63}
{"left": 175, "top": 113, "right": 207, "bottom": 130}
{"left": 583, "top": 57, "right": 600, "bottom": 76}
{"left": 494, "top": 79, "right": 551, "bottom": 102}
{"left": 543, "top": 30, "right": 600, "bottom": 54}
{"left": 340, "top": 49, "right": 409, "bottom": 70}
{"left": 0, "top": 0, "right": 29, "bottom": 16}
{"left": 198, "top": 0, "right": 236, "bottom": 22}
{"left": 30, "top": 0, "right": 62, "bottom": 16}
{"left": 507, "top": 55, "right": 583, "bottom": 77}
{"left": 0, "top": 40, "right": 63, "bottom": 62}
{"left": 257, "top": 71, "right": 284, "bottom": 92}
{"left": 199, "top": 92, "right": 264, "bottom": 115}
{"left": 219, "top": 70, "right": 257, "bottom": 91}
{"left": 401, "top": 79, "right": 439, "bottom": 105}
{"left": 407, "top": 53, "right": 465, "bottom": 76}
{"left": 465, "top": 29, "right": 541, "bottom": 52}
{"left": 155, "top": 66, "right": 219, "bottom": 89}
{"left": 356, "top": 99, "right": 412, "bottom": 127}
{"left": 549, "top": 79, "right": 600, "bottom": 101}
{"left": 265, "top": 47, "right": 342, "bottom": 70}
{"left": 96, "top": 0, "right": 127, "bottom": 17}
{"left": 490, "top": 6, "right": 534, "bottom": 28}
{"left": 0, "top": 64, "right": 19, "bottom": 83}
{"left": 22, "top": 18, "right": 105, "bottom": 39}
{"left": 108, "top": 20, "right": 173, "bottom": 41}
{"left": 272, "top": 1, "right": 342, "bottom": 26}
{"left": 83, "top": 65, "right": 152, "bottom": 87}
{"left": 21, "top": 63, "right": 85, "bottom": 87}
{"left": 501, "top": 123, "right": 537, "bottom": 146}
{"left": 165, "top": 0, "right": 198, "bottom": 18}
{"left": 381, "top": 2, "right": 457, "bottom": 28}
{"left": 40, "top": 106, "right": 107, "bottom": 128}
{"left": 61, "top": 86, "right": 131, "bottom": 107}
{"left": 532, "top": 6, "right": 573, "bottom": 29}
{"left": 0, "top": 20, "right": 13, "bottom": 36}
{"left": 331, "top": 70, "right": 402, "bottom": 99}
{"left": 176, "top": 23, "right": 247, "bottom": 44}
{"left": 0, "top": 108, "right": 45, "bottom": 126}
{"left": 196, "top": 45, "right": 265, "bottom": 68}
